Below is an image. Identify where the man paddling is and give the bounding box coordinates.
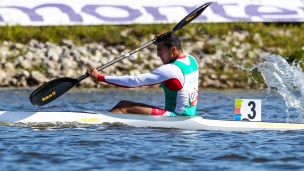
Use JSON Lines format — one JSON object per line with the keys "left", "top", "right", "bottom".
{"left": 87, "top": 32, "right": 199, "bottom": 116}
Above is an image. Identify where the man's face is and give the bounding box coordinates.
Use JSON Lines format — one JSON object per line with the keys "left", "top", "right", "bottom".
{"left": 156, "top": 41, "right": 174, "bottom": 64}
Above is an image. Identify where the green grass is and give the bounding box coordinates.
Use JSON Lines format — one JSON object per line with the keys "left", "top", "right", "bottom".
{"left": 1, "top": 23, "right": 303, "bottom": 58}
{"left": 1, "top": 23, "right": 304, "bottom": 60}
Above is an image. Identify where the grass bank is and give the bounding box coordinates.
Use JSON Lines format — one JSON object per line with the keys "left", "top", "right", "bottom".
{"left": 1, "top": 22, "right": 303, "bottom": 61}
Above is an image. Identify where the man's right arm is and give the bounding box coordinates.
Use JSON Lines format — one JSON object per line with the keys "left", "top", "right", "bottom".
{"left": 96, "top": 64, "right": 184, "bottom": 88}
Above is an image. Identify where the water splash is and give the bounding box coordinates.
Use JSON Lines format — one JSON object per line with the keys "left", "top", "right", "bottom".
{"left": 194, "top": 24, "right": 304, "bottom": 121}
{"left": 255, "top": 54, "right": 304, "bottom": 122}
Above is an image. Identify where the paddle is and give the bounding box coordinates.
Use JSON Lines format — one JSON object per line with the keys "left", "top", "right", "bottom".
{"left": 29, "top": 2, "right": 212, "bottom": 106}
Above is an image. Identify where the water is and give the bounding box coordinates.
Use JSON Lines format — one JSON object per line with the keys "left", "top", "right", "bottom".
{"left": 1, "top": 54, "right": 304, "bottom": 171}
{"left": 1, "top": 87, "right": 304, "bottom": 171}
{"left": 255, "top": 54, "right": 304, "bottom": 122}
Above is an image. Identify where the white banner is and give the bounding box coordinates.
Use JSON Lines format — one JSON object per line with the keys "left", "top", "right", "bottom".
{"left": 0, "top": 0, "right": 304, "bottom": 26}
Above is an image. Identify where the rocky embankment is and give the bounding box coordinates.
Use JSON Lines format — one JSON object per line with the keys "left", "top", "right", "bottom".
{"left": 0, "top": 31, "right": 272, "bottom": 88}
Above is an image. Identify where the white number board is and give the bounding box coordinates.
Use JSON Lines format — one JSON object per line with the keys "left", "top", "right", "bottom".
{"left": 235, "top": 99, "right": 261, "bottom": 121}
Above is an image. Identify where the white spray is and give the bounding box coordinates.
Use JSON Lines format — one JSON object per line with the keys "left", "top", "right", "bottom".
{"left": 255, "top": 54, "right": 304, "bottom": 122}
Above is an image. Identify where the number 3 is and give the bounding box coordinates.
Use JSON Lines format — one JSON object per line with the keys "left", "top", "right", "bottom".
{"left": 247, "top": 101, "right": 256, "bottom": 119}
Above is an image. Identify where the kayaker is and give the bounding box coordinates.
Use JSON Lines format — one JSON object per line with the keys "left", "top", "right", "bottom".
{"left": 86, "top": 32, "right": 199, "bottom": 116}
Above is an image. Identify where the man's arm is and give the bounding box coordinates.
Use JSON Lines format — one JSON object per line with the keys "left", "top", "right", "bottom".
{"left": 87, "top": 64, "right": 184, "bottom": 88}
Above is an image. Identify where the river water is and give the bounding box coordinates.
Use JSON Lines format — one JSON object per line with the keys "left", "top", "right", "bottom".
{"left": 1, "top": 87, "right": 304, "bottom": 171}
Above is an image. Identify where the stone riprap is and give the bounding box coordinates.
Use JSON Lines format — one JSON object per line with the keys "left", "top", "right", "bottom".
{"left": 0, "top": 31, "right": 272, "bottom": 88}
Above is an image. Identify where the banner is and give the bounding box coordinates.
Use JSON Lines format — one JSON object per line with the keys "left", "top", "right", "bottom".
{"left": 0, "top": 0, "right": 303, "bottom": 26}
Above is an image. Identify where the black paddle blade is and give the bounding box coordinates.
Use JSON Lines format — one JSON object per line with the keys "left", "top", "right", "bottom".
{"left": 172, "top": 2, "right": 212, "bottom": 32}
{"left": 29, "top": 77, "right": 79, "bottom": 106}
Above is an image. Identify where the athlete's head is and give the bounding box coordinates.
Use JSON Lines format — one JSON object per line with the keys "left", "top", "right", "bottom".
{"left": 155, "top": 32, "right": 183, "bottom": 64}
{"left": 156, "top": 32, "right": 183, "bottom": 51}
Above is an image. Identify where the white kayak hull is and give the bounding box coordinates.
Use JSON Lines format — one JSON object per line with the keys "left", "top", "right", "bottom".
{"left": 0, "top": 111, "right": 304, "bottom": 131}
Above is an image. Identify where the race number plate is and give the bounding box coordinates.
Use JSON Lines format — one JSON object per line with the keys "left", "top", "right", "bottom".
{"left": 235, "top": 99, "right": 261, "bottom": 121}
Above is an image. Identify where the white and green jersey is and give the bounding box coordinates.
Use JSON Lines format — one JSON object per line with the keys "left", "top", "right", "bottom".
{"left": 97, "top": 54, "right": 199, "bottom": 116}
{"left": 161, "top": 54, "right": 199, "bottom": 116}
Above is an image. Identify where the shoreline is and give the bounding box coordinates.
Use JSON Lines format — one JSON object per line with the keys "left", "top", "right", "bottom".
{"left": 0, "top": 38, "right": 266, "bottom": 89}
{"left": 1, "top": 23, "right": 303, "bottom": 89}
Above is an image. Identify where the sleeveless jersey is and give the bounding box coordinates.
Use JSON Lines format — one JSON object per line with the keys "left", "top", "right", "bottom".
{"left": 161, "top": 55, "right": 199, "bottom": 116}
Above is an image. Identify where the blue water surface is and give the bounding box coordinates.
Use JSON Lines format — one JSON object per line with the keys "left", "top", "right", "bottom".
{"left": 0, "top": 88, "right": 304, "bottom": 171}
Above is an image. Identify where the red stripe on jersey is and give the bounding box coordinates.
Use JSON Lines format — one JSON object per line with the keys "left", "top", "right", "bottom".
{"left": 97, "top": 74, "right": 106, "bottom": 82}
{"left": 177, "top": 55, "right": 186, "bottom": 59}
{"left": 163, "top": 78, "right": 183, "bottom": 91}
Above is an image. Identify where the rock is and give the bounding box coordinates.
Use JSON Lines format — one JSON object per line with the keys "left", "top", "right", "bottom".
{"left": 94, "top": 50, "right": 102, "bottom": 58}
{"left": 46, "top": 68, "right": 58, "bottom": 78}
{"left": 65, "top": 69, "right": 75, "bottom": 77}
{"left": 10, "top": 78, "right": 18, "bottom": 86}
{"left": 210, "top": 74, "right": 218, "bottom": 80}
{"left": 29, "top": 71, "right": 48, "bottom": 85}
{"left": 28, "top": 39, "right": 39, "bottom": 47}
{"left": 110, "top": 48, "right": 119, "bottom": 55}
{"left": 15, "top": 56, "right": 32, "bottom": 69}
{"left": 77, "top": 46, "right": 89, "bottom": 56}
{"left": 61, "top": 39, "right": 74, "bottom": 49}
{"left": 80, "top": 78, "right": 97, "bottom": 87}
{"left": 47, "top": 47, "right": 62, "bottom": 62}
{"left": 232, "top": 31, "right": 247, "bottom": 41}
{"left": 24, "top": 51, "right": 34, "bottom": 60}
{"left": 121, "top": 59, "right": 132, "bottom": 66}
{"left": 60, "top": 46, "right": 70, "bottom": 58}
{"left": 4, "top": 62, "right": 15, "bottom": 72}
{"left": 36, "top": 48, "right": 47, "bottom": 59}
{"left": 46, "top": 60, "right": 61, "bottom": 70}
{"left": 2, "top": 41, "right": 11, "bottom": 46}
{"left": 12, "top": 43, "right": 25, "bottom": 50}
{"left": 22, "top": 70, "right": 30, "bottom": 78}
{"left": 45, "top": 42, "right": 57, "bottom": 48}
{"left": 61, "top": 58, "right": 74, "bottom": 70}
{"left": 219, "top": 75, "right": 228, "bottom": 80}
{"left": 226, "top": 81, "right": 234, "bottom": 88}
{"left": 9, "top": 49, "right": 21, "bottom": 57}
{"left": 115, "top": 70, "right": 122, "bottom": 76}
{"left": 38, "top": 42, "right": 45, "bottom": 49}
{"left": 130, "top": 70, "right": 141, "bottom": 76}
{"left": 120, "top": 28, "right": 132, "bottom": 37}
{"left": 114, "top": 45, "right": 126, "bottom": 53}
{"left": 0, "top": 45, "right": 9, "bottom": 57}
{"left": 102, "top": 51, "right": 110, "bottom": 59}
{"left": 0, "top": 70, "right": 7, "bottom": 82}
{"left": 13, "top": 71, "right": 29, "bottom": 87}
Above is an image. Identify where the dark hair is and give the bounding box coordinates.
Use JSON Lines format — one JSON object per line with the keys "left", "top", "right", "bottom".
{"left": 156, "top": 32, "right": 183, "bottom": 52}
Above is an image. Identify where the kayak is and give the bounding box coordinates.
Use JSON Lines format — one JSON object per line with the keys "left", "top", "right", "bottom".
{"left": 0, "top": 111, "right": 304, "bottom": 131}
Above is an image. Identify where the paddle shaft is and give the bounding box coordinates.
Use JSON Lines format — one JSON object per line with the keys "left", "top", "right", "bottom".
{"left": 78, "top": 39, "right": 157, "bottom": 81}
